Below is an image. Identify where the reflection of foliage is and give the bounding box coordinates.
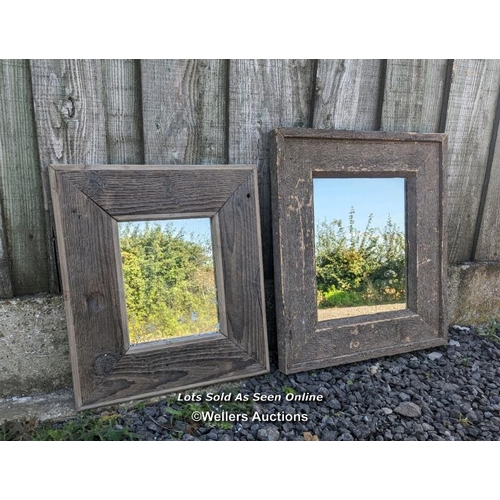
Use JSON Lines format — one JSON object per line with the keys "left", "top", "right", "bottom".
{"left": 316, "top": 208, "right": 406, "bottom": 308}
{"left": 119, "top": 222, "right": 218, "bottom": 344}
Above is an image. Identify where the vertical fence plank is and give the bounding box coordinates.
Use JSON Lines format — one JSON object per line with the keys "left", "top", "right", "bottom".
{"left": 0, "top": 59, "right": 49, "bottom": 295}
{"left": 381, "top": 59, "right": 448, "bottom": 133}
{"left": 0, "top": 64, "right": 13, "bottom": 298}
{"left": 444, "top": 60, "right": 500, "bottom": 263}
{"left": 141, "top": 59, "right": 227, "bottom": 165}
{"left": 313, "top": 59, "right": 382, "bottom": 130}
{"left": 474, "top": 111, "right": 500, "bottom": 261}
{"left": 228, "top": 59, "right": 315, "bottom": 279}
{"left": 0, "top": 203, "right": 12, "bottom": 298}
{"left": 101, "top": 60, "right": 144, "bottom": 164}
{"left": 30, "top": 59, "right": 108, "bottom": 293}
{"left": 380, "top": 58, "right": 448, "bottom": 288}
{"left": 229, "top": 59, "right": 315, "bottom": 352}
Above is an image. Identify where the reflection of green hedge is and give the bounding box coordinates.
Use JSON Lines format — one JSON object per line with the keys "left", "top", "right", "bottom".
{"left": 119, "top": 223, "right": 218, "bottom": 344}
{"left": 316, "top": 209, "right": 405, "bottom": 308}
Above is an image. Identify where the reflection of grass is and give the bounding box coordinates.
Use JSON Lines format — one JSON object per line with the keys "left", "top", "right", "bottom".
{"left": 119, "top": 222, "right": 219, "bottom": 344}
{"left": 319, "top": 289, "right": 366, "bottom": 308}
{"left": 318, "top": 288, "right": 404, "bottom": 309}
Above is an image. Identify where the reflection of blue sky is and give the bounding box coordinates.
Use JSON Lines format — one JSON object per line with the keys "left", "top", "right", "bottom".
{"left": 313, "top": 178, "right": 405, "bottom": 236}
{"left": 119, "top": 218, "right": 212, "bottom": 245}
{"left": 166, "top": 218, "right": 212, "bottom": 243}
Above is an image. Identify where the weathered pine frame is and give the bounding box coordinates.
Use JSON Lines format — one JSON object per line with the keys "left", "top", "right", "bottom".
{"left": 270, "top": 129, "right": 448, "bottom": 374}
{"left": 49, "top": 165, "right": 269, "bottom": 410}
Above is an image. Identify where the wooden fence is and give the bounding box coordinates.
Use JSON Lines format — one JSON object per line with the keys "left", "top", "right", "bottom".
{"left": 0, "top": 59, "right": 499, "bottom": 300}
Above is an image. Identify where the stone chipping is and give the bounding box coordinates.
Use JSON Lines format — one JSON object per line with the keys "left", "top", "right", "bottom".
{"left": 95, "top": 326, "right": 500, "bottom": 440}
{"left": 5, "top": 325, "right": 500, "bottom": 441}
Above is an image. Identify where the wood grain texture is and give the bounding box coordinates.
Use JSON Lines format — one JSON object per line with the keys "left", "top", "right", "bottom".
{"left": 474, "top": 84, "right": 500, "bottom": 261}
{"left": 406, "top": 176, "right": 418, "bottom": 311}
{"left": 294, "top": 312, "right": 445, "bottom": 372}
{"left": 270, "top": 129, "right": 447, "bottom": 374}
{"left": 218, "top": 170, "right": 268, "bottom": 365}
{"left": 51, "top": 173, "right": 125, "bottom": 406}
{"left": 228, "top": 59, "right": 315, "bottom": 278}
{"left": 0, "top": 202, "right": 12, "bottom": 297}
{"left": 112, "top": 216, "right": 130, "bottom": 351}
{"left": 0, "top": 59, "right": 49, "bottom": 295}
{"left": 313, "top": 59, "right": 382, "bottom": 130}
{"left": 476, "top": 123, "right": 500, "bottom": 259}
{"left": 60, "top": 166, "right": 252, "bottom": 217}
{"left": 382, "top": 59, "right": 448, "bottom": 133}
{"left": 270, "top": 131, "right": 316, "bottom": 370}
{"left": 141, "top": 59, "right": 226, "bottom": 165}
{"left": 287, "top": 138, "right": 434, "bottom": 174}
{"left": 273, "top": 128, "right": 446, "bottom": 142}
{"left": 444, "top": 60, "right": 500, "bottom": 263}
{"left": 413, "top": 142, "right": 444, "bottom": 329}
{"left": 101, "top": 59, "right": 144, "bottom": 164}
{"left": 50, "top": 164, "right": 268, "bottom": 409}
{"left": 83, "top": 333, "right": 267, "bottom": 408}
{"left": 30, "top": 59, "right": 108, "bottom": 293}
{"left": 211, "top": 215, "right": 228, "bottom": 336}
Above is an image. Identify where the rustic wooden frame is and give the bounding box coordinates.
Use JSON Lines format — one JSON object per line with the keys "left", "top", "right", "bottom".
{"left": 270, "top": 129, "right": 448, "bottom": 374}
{"left": 49, "top": 164, "right": 269, "bottom": 410}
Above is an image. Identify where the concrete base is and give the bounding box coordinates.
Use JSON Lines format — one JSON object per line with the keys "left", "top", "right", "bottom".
{"left": 0, "top": 294, "right": 71, "bottom": 398}
{"left": 0, "top": 389, "right": 76, "bottom": 423}
{"left": 448, "top": 262, "right": 500, "bottom": 325}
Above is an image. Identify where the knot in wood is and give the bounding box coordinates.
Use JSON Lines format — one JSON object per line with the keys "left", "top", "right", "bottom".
{"left": 61, "top": 96, "right": 76, "bottom": 119}
{"left": 93, "top": 352, "right": 118, "bottom": 376}
{"left": 84, "top": 171, "right": 104, "bottom": 197}
{"left": 86, "top": 292, "right": 106, "bottom": 313}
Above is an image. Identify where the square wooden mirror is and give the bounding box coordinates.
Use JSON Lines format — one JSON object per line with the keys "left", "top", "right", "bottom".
{"left": 270, "top": 129, "right": 447, "bottom": 374}
{"left": 50, "top": 165, "right": 269, "bottom": 410}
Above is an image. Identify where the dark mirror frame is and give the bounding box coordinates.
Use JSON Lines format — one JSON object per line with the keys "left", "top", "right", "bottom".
{"left": 270, "top": 129, "right": 447, "bottom": 374}
{"left": 50, "top": 164, "right": 269, "bottom": 410}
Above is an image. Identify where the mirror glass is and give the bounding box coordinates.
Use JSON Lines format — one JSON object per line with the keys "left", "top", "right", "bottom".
{"left": 314, "top": 178, "right": 406, "bottom": 321}
{"left": 118, "top": 218, "right": 219, "bottom": 345}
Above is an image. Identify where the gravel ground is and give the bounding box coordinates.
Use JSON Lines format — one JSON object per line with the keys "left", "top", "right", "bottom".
{"left": 21, "top": 325, "right": 500, "bottom": 441}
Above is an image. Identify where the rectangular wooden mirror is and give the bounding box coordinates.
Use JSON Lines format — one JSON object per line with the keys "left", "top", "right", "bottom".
{"left": 270, "top": 129, "right": 447, "bottom": 374}
{"left": 50, "top": 165, "right": 269, "bottom": 410}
